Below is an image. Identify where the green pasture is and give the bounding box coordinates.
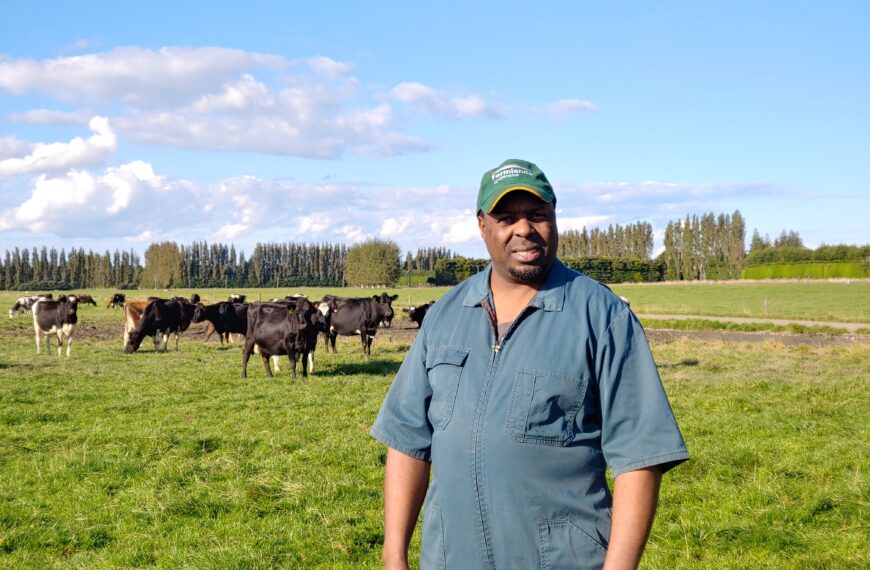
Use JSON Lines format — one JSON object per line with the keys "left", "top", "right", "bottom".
{"left": 4, "top": 279, "right": 870, "bottom": 328}
{"left": 610, "top": 281, "right": 870, "bottom": 323}
{"left": 0, "top": 295, "right": 867, "bottom": 568}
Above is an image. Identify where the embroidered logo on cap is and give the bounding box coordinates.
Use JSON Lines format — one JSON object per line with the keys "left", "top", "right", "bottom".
{"left": 491, "top": 164, "right": 533, "bottom": 184}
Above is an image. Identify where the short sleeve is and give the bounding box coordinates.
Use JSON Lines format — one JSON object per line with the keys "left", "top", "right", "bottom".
{"left": 370, "top": 326, "right": 434, "bottom": 461}
{"left": 595, "top": 308, "right": 689, "bottom": 478}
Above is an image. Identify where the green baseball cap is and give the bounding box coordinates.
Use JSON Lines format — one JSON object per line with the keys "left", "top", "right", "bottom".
{"left": 477, "top": 158, "right": 556, "bottom": 214}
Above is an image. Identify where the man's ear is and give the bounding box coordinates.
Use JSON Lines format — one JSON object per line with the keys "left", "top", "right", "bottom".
{"left": 477, "top": 213, "right": 486, "bottom": 238}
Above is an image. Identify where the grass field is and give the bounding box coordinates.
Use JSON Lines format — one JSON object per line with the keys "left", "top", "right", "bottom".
{"left": 610, "top": 281, "right": 870, "bottom": 323}
{"left": 5, "top": 280, "right": 868, "bottom": 326}
{"left": 0, "top": 290, "right": 867, "bottom": 568}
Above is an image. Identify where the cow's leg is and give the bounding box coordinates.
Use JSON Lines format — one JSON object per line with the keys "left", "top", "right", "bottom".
{"left": 270, "top": 355, "right": 281, "bottom": 373}
{"left": 329, "top": 331, "right": 337, "bottom": 353}
{"left": 299, "top": 350, "right": 309, "bottom": 378}
{"left": 241, "top": 341, "right": 255, "bottom": 378}
{"left": 308, "top": 351, "right": 315, "bottom": 375}
{"left": 34, "top": 325, "right": 41, "bottom": 354}
{"left": 360, "top": 332, "right": 369, "bottom": 357}
{"left": 261, "top": 353, "right": 273, "bottom": 378}
{"left": 66, "top": 335, "right": 73, "bottom": 357}
{"left": 174, "top": 332, "right": 180, "bottom": 352}
{"left": 288, "top": 348, "right": 298, "bottom": 379}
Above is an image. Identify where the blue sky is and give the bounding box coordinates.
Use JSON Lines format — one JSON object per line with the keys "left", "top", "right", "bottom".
{"left": 1, "top": 1, "right": 867, "bottom": 259}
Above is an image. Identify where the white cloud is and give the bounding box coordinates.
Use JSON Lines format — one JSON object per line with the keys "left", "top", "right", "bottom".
{"left": 0, "top": 46, "right": 286, "bottom": 106}
{"left": 299, "top": 214, "right": 330, "bottom": 234}
{"left": 0, "top": 160, "right": 168, "bottom": 234}
{"left": 558, "top": 215, "right": 612, "bottom": 231}
{"left": 337, "top": 225, "right": 366, "bottom": 242}
{"left": 7, "top": 109, "right": 92, "bottom": 125}
{"left": 542, "top": 98, "right": 599, "bottom": 116}
{"left": 214, "top": 223, "right": 250, "bottom": 240}
{"left": 0, "top": 116, "right": 116, "bottom": 176}
{"left": 380, "top": 216, "right": 412, "bottom": 238}
{"left": 305, "top": 56, "right": 353, "bottom": 79}
{"left": 392, "top": 82, "right": 504, "bottom": 119}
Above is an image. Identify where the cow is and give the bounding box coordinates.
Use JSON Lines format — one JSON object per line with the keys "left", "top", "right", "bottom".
{"left": 123, "top": 300, "right": 163, "bottom": 350}
{"left": 228, "top": 294, "right": 246, "bottom": 304}
{"left": 125, "top": 298, "right": 195, "bottom": 353}
{"left": 193, "top": 302, "right": 248, "bottom": 345}
{"left": 70, "top": 293, "right": 97, "bottom": 306}
{"left": 242, "top": 301, "right": 311, "bottom": 379}
{"left": 147, "top": 293, "right": 200, "bottom": 304}
{"left": 402, "top": 301, "right": 435, "bottom": 328}
{"left": 106, "top": 293, "right": 126, "bottom": 309}
{"left": 9, "top": 294, "right": 51, "bottom": 318}
{"left": 31, "top": 295, "right": 79, "bottom": 356}
{"left": 326, "top": 293, "right": 398, "bottom": 356}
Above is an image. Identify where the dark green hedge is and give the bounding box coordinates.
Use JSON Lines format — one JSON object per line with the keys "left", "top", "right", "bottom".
{"left": 563, "top": 257, "right": 665, "bottom": 283}
{"left": 741, "top": 262, "right": 869, "bottom": 279}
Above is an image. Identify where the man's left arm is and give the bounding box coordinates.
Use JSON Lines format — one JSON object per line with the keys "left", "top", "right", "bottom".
{"left": 603, "top": 467, "right": 662, "bottom": 570}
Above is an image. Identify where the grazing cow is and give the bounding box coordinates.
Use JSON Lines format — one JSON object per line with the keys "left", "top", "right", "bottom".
{"left": 123, "top": 300, "right": 163, "bottom": 349}
{"left": 107, "top": 293, "right": 126, "bottom": 309}
{"left": 32, "top": 295, "right": 79, "bottom": 356}
{"left": 125, "top": 299, "right": 195, "bottom": 353}
{"left": 242, "top": 301, "right": 311, "bottom": 379}
{"left": 228, "top": 294, "right": 246, "bottom": 304}
{"left": 73, "top": 293, "right": 97, "bottom": 306}
{"left": 402, "top": 301, "right": 435, "bottom": 328}
{"left": 327, "top": 293, "right": 398, "bottom": 356}
{"left": 193, "top": 302, "right": 248, "bottom": 345}
{"left": 9, "top": 294, "right": 51, "bottom": 318}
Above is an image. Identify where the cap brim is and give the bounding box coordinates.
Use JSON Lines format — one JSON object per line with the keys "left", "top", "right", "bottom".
{"left": 485, "top": 186, "right": 548, "bottom": 213}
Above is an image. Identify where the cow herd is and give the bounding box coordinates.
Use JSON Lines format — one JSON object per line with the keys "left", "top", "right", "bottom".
{"left": 8, "top": 291, "right": 434, "bottom": 379}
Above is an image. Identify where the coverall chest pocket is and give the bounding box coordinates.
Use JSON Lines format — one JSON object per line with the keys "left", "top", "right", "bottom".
{"left": 426, "top": 347, "right": 469, "bottom": 431}
{"left": 507, "top": 369, "right": 588, "bottom": 446}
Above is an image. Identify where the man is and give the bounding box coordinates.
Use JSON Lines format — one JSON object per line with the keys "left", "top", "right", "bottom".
{"left": 371, "top": 159, "right": 689, "bottom": 569}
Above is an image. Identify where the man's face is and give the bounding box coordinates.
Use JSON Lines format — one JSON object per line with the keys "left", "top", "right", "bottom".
{"left": 478, "top": 191, "right": 558, "bottom": 286}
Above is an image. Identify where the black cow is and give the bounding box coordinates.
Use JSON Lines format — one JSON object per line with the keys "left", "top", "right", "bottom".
{"left": 228, "top": 294, "right": 246, "bottom": 304}
{"left": 327, "top": 293, "right": 398, "bottom": 356}
{"left": 402, "top": 301, "right": 435, "bottom": 328}
{"left": 193, "top": 302, "right": 248, "bottom": 344}
{"left": 32, "top": 296, "right": 80, "bottom": 356}
{"left": 125, "top": 298, "right": 196, "bottom": 353}
{"left": 107, "top": 293, "right": 126, "bottom": 309}
{"left": 242, "top": 300, "right": 313, "bottom": 379}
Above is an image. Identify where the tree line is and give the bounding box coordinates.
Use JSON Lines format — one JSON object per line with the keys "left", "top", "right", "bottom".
{"left": 661, "top": 211, "right": 746, "bottom": 280}
{"left": 139, "top": 241, "right": 349, "bottom": 289}
{"left": 0, "top": 246, "right": 141, "bottom": 291}
{"left": 559, "top": 222, "right": 654, "bottom": 260}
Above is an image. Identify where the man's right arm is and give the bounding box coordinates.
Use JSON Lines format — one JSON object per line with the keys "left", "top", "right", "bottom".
{"left": 383, "top": 448, "right": 431, "bottom": 569}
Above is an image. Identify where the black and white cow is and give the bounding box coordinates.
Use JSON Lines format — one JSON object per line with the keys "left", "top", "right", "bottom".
{"left": 32, "top": 295, "right": 79, "bottom": 356}
{"left": 9, "top": 294, "right": 51, "bottom": 318}
{"left": 125, "top": 298, "right": 196, "bottom": 353}
{"left": 242, "top": 300, "right": 312, "bottom": 379}
{"left": 402, "top": 301, "right": 435, "bottom": 328}
{"left": 107, "top": 292, "right": 126, "bottom": 309}
{"left": 327, "top": 293, "right": 398, "bottom": 356}
{"left": 228, "top": 294, "right": 246, "bottom": 304}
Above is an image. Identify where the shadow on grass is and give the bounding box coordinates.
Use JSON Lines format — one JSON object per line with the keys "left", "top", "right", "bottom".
{"left": 326, "top": 359, "right": 402, "bottom": 376}
{"left": 657, "top": 358, "right": 700, "bottom": 369}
